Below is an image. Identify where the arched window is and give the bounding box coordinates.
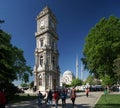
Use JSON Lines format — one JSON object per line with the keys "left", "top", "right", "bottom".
{"left": 52, "top": 56, "right": 55, "bottom": 67}
{"left": 40, "top": 56, "right": 43, "bottom": 67}
{"left": 39, "top": 74, "right": 42, "bottom": 86}
{"left": 40, "top": 39, "right": 43, "bottom": 47}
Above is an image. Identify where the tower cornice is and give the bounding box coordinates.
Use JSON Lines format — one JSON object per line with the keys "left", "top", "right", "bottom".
{"left": 35, "top": 29, "right": 59, "bottom": 40}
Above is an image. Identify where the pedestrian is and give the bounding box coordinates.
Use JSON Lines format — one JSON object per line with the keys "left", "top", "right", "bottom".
{"left": 64, "top": 88, "right": 68, "bottom": 95}
{"left": 47, "top": 89, "right": 53, "bottom": 106}
{"left": 53, "top": 90, "right": 59, "bottom": 108}
{"left": 85, "top": 87, "right": 89, "bottom": 97}
{"left": 104, "top": 86, "right": 109, "bottom": 95}
{"left": 60, "top": 90, "right": 67, "bottom": 106}
{"left": 0, "top": 89, "right": 7, "bottom": 108}
{"left": 70, "top": 87, "right": 76, "bottom": 106}
{"left": 44, "top": 90, "right": 48, "bottom": 105}
{"left": 37, "top": 91, "right": 43, "bottom": 107}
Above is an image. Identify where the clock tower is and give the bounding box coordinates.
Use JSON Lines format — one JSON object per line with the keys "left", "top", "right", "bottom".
{"left": 33, "top": 6, "right": 60, "bottom": 91}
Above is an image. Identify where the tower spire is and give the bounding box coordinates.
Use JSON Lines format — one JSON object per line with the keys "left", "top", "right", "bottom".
{"left": 76, "top": 55, "right": 78, "bottom": 79}
{"left": 80, "top": 61, "right": 83, "bottom": 80}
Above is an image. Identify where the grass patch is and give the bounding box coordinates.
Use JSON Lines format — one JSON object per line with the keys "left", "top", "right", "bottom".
{"left": 94, "top": 94, "right": 120, "bottom": 108}
{"left": 9, "top": 94, "right": 37, "bottom": 103}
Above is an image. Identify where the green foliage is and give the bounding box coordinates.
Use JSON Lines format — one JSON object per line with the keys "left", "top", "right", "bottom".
{"left": 62, "top": 83, "right": 71, "bottom": 88}
{"left": 0, "top": 82, "right": 20, "bottom": 101}
{"left": 20, "top": 83, "right": 28, "bottom": 88}
{"left": 113, "top": 55, "right": 120, "bottom": 79}
{"left": 0, "top": 27, "right": 33, "bottom": 99}
{"left": 71, "top": 78, "right": 82, "bottom": 87}
{"left": 82, "top": 16, "right": 120, "bottom": 84}
{"left": 10, "top": 94, "right": 37, "bottom": 103}
{"left": 0, "top": 29, "right": 32, "bottom": 83}
{"left": 85, "top": 74, "right": 102, "bottom": 85}
{"left": 29, "top": 81, "right": 34, "bottom": 89}
{"left": 85, "top": 75, "right": 94, "bottom": 85}
{"left": 101, "top": 75, "right": 113, "bottom": 86}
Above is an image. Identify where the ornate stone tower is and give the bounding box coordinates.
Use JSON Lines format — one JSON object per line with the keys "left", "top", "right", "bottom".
{"left": 33, "top": 6, "right": 60, "bottom": 91}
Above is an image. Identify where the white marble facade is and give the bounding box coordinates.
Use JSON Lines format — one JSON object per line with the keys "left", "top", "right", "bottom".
{"left": 33, "top": 6, "right": 60, "bottom": 91}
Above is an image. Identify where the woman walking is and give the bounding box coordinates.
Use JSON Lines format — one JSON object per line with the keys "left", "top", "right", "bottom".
{"left": 53, "top": 90, "right": 59, "bottom": 108}
{"left": 70, "top": 87, "right": 76, "bottom": 106}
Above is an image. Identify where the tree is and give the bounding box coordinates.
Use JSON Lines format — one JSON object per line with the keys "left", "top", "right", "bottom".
{"left": 113, "top": 55, "right": 120, "bottom": 83}
{"left": 101, "top": 74, "right": 113, "bottom": 86}
{"left": 85, "top": 74, "right": 102, "bottom": 85}
{"left": 62, "top": 83, "right": 71, "bottom": 88}
{"left": 85, "top": 74, "right": 96, "bottom": 85}
{"left": 71, "top": 78, "right": 82, "bottom": 87}
{"left": 29, "top": 81, "right": 34, "bottom": 89}
{"left": 113, "top": 55, "right": 120, "bottom": 76}
{"left": 82, "top": 16, "right": 120, "bottom": 85}
{"left": 0, "top": 29, "right": 32, "bottom": 89}
{"left": 21, "top": 83, "right": 29, "bottom": 88}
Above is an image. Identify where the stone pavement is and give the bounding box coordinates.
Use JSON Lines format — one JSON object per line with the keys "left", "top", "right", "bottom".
{"left": 6, "top": 92, "right": 103, "bottom": 108}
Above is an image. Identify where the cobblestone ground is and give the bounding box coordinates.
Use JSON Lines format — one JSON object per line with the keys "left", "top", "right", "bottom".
{"left": 6, "top": 92, "right": 103, "bottom": 108}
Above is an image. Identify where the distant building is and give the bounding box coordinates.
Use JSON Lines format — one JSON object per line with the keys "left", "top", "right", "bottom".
{"left": 62, "top": 70, "right": 75, "bottom": 85}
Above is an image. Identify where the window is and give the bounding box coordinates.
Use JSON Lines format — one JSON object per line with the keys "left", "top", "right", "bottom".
{"left": 52, "top": 41, "right": 54, "bottom": 50}
{"left": 39, "top": 75, "right": 42, "bottom": 86}
{"left": 40, "top": 39, "right": 43, "bottom": 47}
{"left": 52, "top": 56, "right": 55, "bottom": 67}
{"left": 40, "top": 56, "right": 43, "bottom": 67}
{"left": 40, "top": 20, "right": 45, "bottom": 29}
{"left": 52, "top": 40, "right": 56, "bottom": 50}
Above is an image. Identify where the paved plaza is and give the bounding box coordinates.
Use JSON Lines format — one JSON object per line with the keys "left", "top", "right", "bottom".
{"left": 6, "top": 92, "right": 103, "bottom": 108}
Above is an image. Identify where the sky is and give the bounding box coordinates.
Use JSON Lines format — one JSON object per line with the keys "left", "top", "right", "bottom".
{"left": 1, "top": 0, "right": 120, "bottom": 85}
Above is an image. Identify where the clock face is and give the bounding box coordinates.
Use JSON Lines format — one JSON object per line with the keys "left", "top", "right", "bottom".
{"left": 40, "top": 20, "right": 45, "bottom": 29}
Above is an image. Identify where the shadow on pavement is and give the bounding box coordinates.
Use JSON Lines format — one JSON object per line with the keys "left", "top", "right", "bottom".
{"left": 43, "top": 103, "right": 93, "bottom": 108}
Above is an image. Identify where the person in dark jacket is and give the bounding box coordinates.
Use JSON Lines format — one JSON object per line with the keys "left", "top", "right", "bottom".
{"left": 61, "top": 90, "right": 67, "bottom": 106}
{"left": 38, "top": 91, "right": 43, "bottom": 107}
{"left": 47, "top": 89, "right": 53, "bottom": 106}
